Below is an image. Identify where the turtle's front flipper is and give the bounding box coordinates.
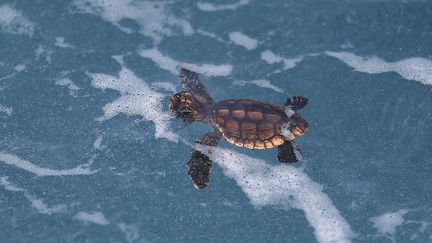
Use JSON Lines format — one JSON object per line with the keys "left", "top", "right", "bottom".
{"left": 188, "top": 130, "right": 222, "bottom": 189}
{"left": 179, "top": 68, "right": 213, "bottom": 105}
{"left": 285, "top": 96, "right": 308, "bottom": 111}
{"left": 277, "top": 141, "right": 302, "bottom": 163}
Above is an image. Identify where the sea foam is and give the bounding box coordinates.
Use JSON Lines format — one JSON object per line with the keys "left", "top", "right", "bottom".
{"left": 326, "top": 51, "right": 432, "bottom": 86}
{"left": 261, "top": 50, "right": 304, "bottom": 71}
{"left": 0, "top": 63, "right": 27, "bottom": 82}
{"left": 54, "top": 37, "right": 75, "bottom": 48}
{"left": 233, "top": 79, "right": 284, "bottom": 93}
{"left": 75, "top": 211, "right": 110, "bottom": 225}
{"left": 72, "top": 0, "right": 193, "bottom": 43}
{"left": 0, "top": 177, "right": 67, "bottom": 215}
{"left": 55, "top": 78, "right": 80, "bottom": 96}
{"left": 0, "top": 152, "right": 97, "bottom": 176}
{"left": 197, "top": 0, "right": 250, "bottom": 11}
{"left": 197, "top": 145, "right": 355, "bottom": 243}
{"left": 151, "top": 81, "right": 177, "bottom": 93}
{"left": 93, "top": 135, "right": 104, "bottom": 150}
{"left": 139, "top": 48, "right": 233, "bottom": 77}
{"left": 229, "top": 31, "right": 258, "bottom": 50}
{"left": 35, "top": 45, "right": 53, "bottom": 64}
{"left": 0, "top": 105, "right": 13, "bottom": 116}
{"left": 0, "top": 4, "right": 35, "bottom": 36}
{"left": 117, "top": 223, "right": 140, "bottom": 242}
{"left": 197, "top": 29, "right": 226, "bottom": 43}
{"left": 371, "top": 210, "right": 408, "bottom": 236}
{"left": 90, "top": 56, "right": 179, "bottom": 142}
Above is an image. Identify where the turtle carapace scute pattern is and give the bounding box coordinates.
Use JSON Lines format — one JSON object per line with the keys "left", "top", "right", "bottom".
{"left": 170, "top": 68, "right": 309, "bottom": 189}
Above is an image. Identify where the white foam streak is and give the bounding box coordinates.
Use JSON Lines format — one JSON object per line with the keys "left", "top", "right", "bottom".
{"left": 55, "top": 78, "right": 80, "bottom": 96}
{"left": 0, "top": 177, "right": 67, "bottom": 215}
{"left": 14, "top": 64, "right": 26, "bottom": 72}
{"left": 118, "top": 223, "right": 140, "bottom": 242}
{"left": 35, "top": 45, "right": 53, "bottom": 64}
{"left": 0, "top": 176, "right": 24, "bottom": 192}
{"left": 75, "top": 211, "right": 110, "bottom": 225}
{"left": 151, "top": 81, "right": 177, "bottom": 93}
{"left": 261, "top": 50, "right": 304, "bottom": 70}
{"left": 0, "top": 64, "right": 26, "bottom": 82}
{"left": 0, "top": 153, "right": 97, "bottom": 176}
{"left": 54, "top": 37, "right": 75, "bottom": 48}
{"left": 0, "top": 73, "right": 16, "bottom": 81}
{"left": 197, "top": 145, "right": 354, "bottom": 243}
{"left": 233, "top": 79, "right": 284, "bottom": 93}
{"left": 90, "top": 56, "right": 179, "bottom": 142}
{"left": 229, "top": 31, "right": 258, "bottom": 50}
{"left": 73, "top": 0, "right": 193, "bottom": 43}
{"left": 0, "top": 4, "right": 35, "bottom": 36}
{"left": 197, "top": 29, "right": 226, "bottom": 43}
{"left": 0, "top": 105, "right": 13, "bottom": 116}
{"left": 326, "top": 51, "right": 432, "bottom": 85}
{"left": 29, "top": 198, "right": 67, "bottom": 215}
{"left": 197, "top": 0, "right": 250, "bottom": 11}
{"left": 371, "top": 209, "right": 408, "bottom": 236}
{"left": 139, "top": 48, "right": 233, "bottom": 77}
{"left": 93, "top": 135, "right": 104, "bottom": 150}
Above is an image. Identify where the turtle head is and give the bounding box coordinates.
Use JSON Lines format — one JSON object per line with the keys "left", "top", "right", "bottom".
{"left": 170, "top": 91, "right": 200, "bottom": 123}
{"left": 281, "top": 113, "right": 309, "bottom": 140}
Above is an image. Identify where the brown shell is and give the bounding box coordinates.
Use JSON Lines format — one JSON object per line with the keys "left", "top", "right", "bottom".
{"left": 211, "top": 99, "right": 288, "bottom": 149}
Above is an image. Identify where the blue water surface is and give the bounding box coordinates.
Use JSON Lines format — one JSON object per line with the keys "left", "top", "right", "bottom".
{"left": 1, "top": 0, "right": 432, "bottom": 242}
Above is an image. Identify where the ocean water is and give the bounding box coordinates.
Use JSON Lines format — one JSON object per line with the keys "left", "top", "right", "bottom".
{"left": 1, "top": 0, "right": 432, "bottom": 242}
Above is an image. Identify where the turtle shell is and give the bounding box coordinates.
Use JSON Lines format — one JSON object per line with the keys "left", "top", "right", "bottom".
{"left": 211, "top": 99, "right": 288, "bottom": 149}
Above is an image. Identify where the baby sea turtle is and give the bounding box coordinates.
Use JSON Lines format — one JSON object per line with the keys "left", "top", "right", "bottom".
{"left": 170, "top": 68, "right": 309, "bottom": 189}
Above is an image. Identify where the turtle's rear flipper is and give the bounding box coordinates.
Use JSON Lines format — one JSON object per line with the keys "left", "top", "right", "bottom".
{"left": 179, "top": 68, "right": 213, "bottom": 105}
{"left": 277, "top": 141, "right": 302, "bottom": 163}
{"left": 285, "top": 96, "right": 308, "bottom": 111}
{"left": 188, "top": 130, "right": 222, "bottom": 189}
{"left": 188, "top": 152, "right": 212, "bottom": 189}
